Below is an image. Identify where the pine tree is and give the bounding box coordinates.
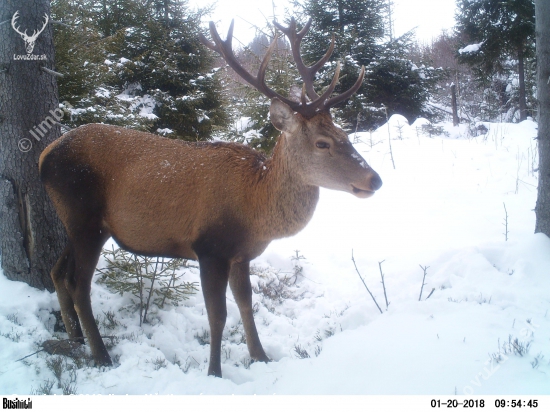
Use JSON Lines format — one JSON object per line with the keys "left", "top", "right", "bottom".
{"left": 455, "top": 0, "right": 535, "bottom": 121}
{"left": 52, "top": 0, "right": 229, "bottom": 140}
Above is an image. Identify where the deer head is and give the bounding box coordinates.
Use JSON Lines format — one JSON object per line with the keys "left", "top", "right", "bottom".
{"left": 200, "top": 18, "right": 382, "bottom": 198}
{"left": 12, "top": 11, "right": 49, "bottom": 54}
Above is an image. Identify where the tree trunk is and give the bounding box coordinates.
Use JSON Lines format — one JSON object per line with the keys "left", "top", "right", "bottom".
{"left": 0, "top": 0, "right": 67, "bottom": 291}
{"left": 535, "top": 0, "right": 550, "bottom": 236}
{"left": 451, "top": 83, "right": 459, "bottom": 126}
{"left": 517, "top": 44, "right": 527, "bottom": 122}
{"left": 337, "top": 0, "right": 344, "bottom": 34}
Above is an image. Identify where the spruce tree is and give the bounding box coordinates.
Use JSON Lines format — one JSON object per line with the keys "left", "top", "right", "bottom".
{"left": 455, "top": 0, "right": 535, "bottom": 121}
{"left": 293, "top": 0, "right": 443, "bottom": 129}
{"left": 52, "top": 0, "right": 229, "bottom": 140}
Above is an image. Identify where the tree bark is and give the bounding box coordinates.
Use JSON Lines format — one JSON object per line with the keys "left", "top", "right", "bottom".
{"left": 451, "top": 83, "right": 459, "bottom": 126}
{"left": 535, "top": 0, "right": 550, "bottom": 236}
{"left": 517, "top": 44, "right": 527, "bottom": 122}
{"left": 0, "top": 0, "right": 67, "bottom": 291}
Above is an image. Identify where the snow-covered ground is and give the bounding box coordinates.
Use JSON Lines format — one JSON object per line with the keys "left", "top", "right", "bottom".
{"left": 1, "top": 117, "right": 549, "bottom": 395}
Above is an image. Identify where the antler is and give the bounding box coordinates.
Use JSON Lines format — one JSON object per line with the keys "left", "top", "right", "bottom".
{"left": 31, "top": 13, "right": 49, "bottom": 40}
{"left": 200, "top": 20, "right": 364, "bottom": 117}
{"left": 199, "top": 21, "right": 299, "bottom": 110}
{"left": 272, "top": 18, "right": 334, "bottom": 101}
{"left": 273, "top": 18, "right": 366, "bottom": 110}
{"left": 11, "top": 11, "right": 26, "bottom": 37}
{"left": 11, "top": 11, "right": 48, "bottom": 40}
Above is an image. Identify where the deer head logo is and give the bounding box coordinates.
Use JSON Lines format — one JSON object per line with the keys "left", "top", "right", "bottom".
{"left": 11, "top": 11, "right": 49, "bottom": 54}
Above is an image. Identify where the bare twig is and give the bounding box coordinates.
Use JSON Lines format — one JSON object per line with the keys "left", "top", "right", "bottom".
{"left": 425, "top": 288, "right": 435, "bottom": 300}
{"left": 137, "top": 254, "right": 143, "bottom": 326}
{"left": 384, "top": 106, "right": 396, "bottom": 169}
{"left": 15, "top": 349, "right": 45, "bottom": 362}
{"left": 419, "top": 265, "right": 430, "bottom": 301}
{"left": 351, "top": 250, "right": 383, "bottom": 314}
{"left": 15, "top": 336, "right": 116, "bottom": 362}
{"left": 378, "top": 260, "right": 390, "bottom": 310}
{"left": 502, "top": 202, "right": 509, "bottom": 241}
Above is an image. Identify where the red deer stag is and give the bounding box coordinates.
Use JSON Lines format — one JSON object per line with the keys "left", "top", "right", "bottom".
{"left": 39, "top": 18, "right": 382, "bottom": 377}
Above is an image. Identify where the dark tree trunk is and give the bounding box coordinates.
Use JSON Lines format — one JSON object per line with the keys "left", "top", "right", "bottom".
{"left": 535, "top": 0, "right": 550, "bottom": 236}
{"left": 337, "top": 0, "right": 344, "bottom": 34}
{"left": 517, "top": 45, "right": 527, "bottom": 122}
{"left": 0, "top": 0, "right": 67, "bottom": 291}
{"left": 451, "top": 83, "right": 459, "bottom": 126}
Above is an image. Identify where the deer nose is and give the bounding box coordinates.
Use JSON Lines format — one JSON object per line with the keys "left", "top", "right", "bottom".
{"left": 370, "top": 171, "right": 383, "bottom": 191}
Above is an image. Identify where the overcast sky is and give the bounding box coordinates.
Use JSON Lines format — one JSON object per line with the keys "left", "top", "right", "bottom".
{"left": 190, "top": 0, "right": 457, "bottom": 46}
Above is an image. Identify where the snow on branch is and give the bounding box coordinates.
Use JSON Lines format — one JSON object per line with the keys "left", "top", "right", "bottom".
{"left": 458, "top": 42, "right": 484, "bottom": 54}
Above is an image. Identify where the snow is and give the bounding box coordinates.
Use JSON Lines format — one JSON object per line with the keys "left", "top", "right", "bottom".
{"left": 459, "top": 42, "right": 484, "bottom": 54}
{"left": 1, "top": 118, "right": 549, "bottom": 395}
{"left": 116, "top": 84, "right": 159, "bottom": 120}
{"left": 157, "top": 128, "right": 174, "bottom": 136}
{"left": 95, "top": 87, "right": 111, "bottom": 98}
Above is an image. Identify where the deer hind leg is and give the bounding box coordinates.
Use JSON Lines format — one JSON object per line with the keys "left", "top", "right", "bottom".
{"left": 229, "top": 261, "right": 269, "bottom": 363}
{"left": 50, "top": 243, "right": 84, "bottom": 342}
{"left": 198, "top": 255, "right": 230, "bottom": 377}
{"left": 66, "top": 233, "right": 111, "bottom": 366}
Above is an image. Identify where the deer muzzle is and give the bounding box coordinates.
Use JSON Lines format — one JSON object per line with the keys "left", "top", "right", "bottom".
{"left": 350, "top": 169, "right": 382, "bottom": 198}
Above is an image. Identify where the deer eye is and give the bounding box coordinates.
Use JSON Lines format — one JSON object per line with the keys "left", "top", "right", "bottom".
{"left": 316, "top": 141, "right": 330, "bottom": 149}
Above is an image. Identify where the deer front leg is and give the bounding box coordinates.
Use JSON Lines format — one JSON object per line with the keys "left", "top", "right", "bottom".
{"left": 229, "top": 261, "right": 270, "bottom": 363}
{"left": 199, "top": 255, "right": 230, "bottom": 377}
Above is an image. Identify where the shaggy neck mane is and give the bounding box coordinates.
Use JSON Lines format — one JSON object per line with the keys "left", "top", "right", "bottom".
{"left": 251, "top": 133, "right": 320, "bottom": 240}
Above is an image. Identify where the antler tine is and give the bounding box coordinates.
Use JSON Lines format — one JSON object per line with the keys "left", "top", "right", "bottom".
{"left": 273, "top": 18, "right": 336, "bottom": 101}
{"left": 29, "top": 14, "right": 48, "bottom": 39}
{"left": 305, "top": 61, "right": 341, "bottom": 113}
{"left": 199, "top": 20, "right": 299, "bottom": 110}
{"left": 318, "top": 62, "right": 341, "bottom": 101}
{"left": 273, "top": 18, "right": 315, "bottom": 99}
{"left": 256, "top": 33, "right": 278, "bottom": 86}
{"left": 309, "top": 35, "right": 335, "bottom": 74}
{"left": 37, "top": 13, "right": 49, "bottom": 36}
{"left": 324, "top": 65, "right": 366, "bottom": 109}
{"left": 11, "top": 11, "right": 27, "bottom": 36}
{"left": 296, "top": 18, "right": 312, "bottom": 39}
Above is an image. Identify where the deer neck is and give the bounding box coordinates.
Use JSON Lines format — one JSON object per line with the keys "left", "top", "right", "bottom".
{"left": 255, "top": 133, "right": 319, "bottom": 240}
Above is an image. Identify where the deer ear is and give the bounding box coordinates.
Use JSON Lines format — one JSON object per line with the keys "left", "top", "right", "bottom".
{"left": 270, "top": 98, "right": 300, "bottom": 133}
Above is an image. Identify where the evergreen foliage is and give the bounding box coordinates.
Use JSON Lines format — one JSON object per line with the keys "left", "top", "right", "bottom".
{"left": 292, "top": 0, "right": 443, "bottom": 130}
{"left": 96, "top": 246, "right": 198, "bottom": 325}
{"left": 215, "top": 1, "right": 446, "bottom": 151}
{"left": 232, "top": 33, "right": 300, "bottom": 153}
{"left": 455, "top": 0, "right": 535, "bottom": 121}
{"left": 52, "top": 0, "right": 229, "bottom": 140}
